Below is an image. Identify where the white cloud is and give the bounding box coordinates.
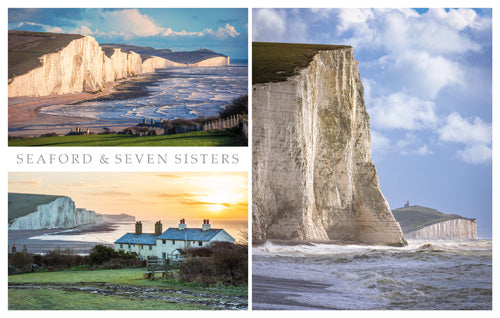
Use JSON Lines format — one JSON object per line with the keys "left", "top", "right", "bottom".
{"left": 204, "top": 24, "right": 240, "bottom": 39}
{"left": 253, "top": 9, "right": 286, "bottom": 41}
{"left": 107, "top": 9, "right": 163, "bottom": 37}
{"left": 370, "top": 130, "right": 390, "bottom": 155}
{"left": 439, "top": 112, "right": 492, "bottom": 164}
{"left": 428, "top": 8, "right": 491, "bottom": 31}
{"left": 71, "top": 25, "right": 93, "bottom": 35}
{"left": 368, "top": 92, "right": 438, "bottom": 130}
{"left": 162, "top": 28, "right": 203, "bottom": 37}
{"left": 439, "top": 112, "right": 491, "bottom": 145}
{"left": 457, "top": 144, "right": 492, "bottom": 164}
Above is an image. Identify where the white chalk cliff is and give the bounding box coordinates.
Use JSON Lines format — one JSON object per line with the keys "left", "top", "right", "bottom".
{"left": 9, "top": 196, "right": 102, "bottom": 230}
{"left": 253, "top": 47, "right": 407, "bottom": 246}
{"left": 8, "top": 35, "right": 229, "bottom": 98}
{"left": 405, "top": 219, "right": 477, "bottom": 240}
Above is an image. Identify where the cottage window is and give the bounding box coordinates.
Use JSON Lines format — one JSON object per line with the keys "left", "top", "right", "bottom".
{"left": 149, "top": 245, "right": 152, "bottom": 251}
{"left": 128, "top": 243, "right": 130, "bottom": 249}
{"left": 141, "top": 245, "right": 143, "bottom": 249}
{"left": 172, "top": 240, "right": 175, "bottom": 244}
{"left": 162, "top": 240, "right": 166, "bottom": 244}
{"left": 198, "top": 241, "right": 203, "bottom": 247}
{"left": 120, "top": 243, "right": 123, "bottom": 249}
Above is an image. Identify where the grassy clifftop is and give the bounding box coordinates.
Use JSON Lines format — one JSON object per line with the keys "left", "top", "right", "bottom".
{"left": 8, "top": 30, "right": 83, "bottom": 79}
{"left": 392, "top": 205, "right": 474, "bottom": 233}
{"left": 8, "top": 193, "right": 65, "bottom": 222}
{"left": 252, "top": 42, "right": 351, "bottom": 84}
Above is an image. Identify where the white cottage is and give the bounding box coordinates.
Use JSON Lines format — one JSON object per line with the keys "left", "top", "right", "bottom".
{"left": 114, "top": 219, "right": 235, "bottom": 261}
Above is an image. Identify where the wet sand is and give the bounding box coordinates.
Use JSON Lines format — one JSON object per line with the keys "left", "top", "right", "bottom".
{"left": 8, "top": 75, "right": 158, "bottom": 137}
{"left": 8, "top": 223, "right": 117, "bottom": 254}
{"left": 252, "top": 275, "right": 333, "bottom": 310}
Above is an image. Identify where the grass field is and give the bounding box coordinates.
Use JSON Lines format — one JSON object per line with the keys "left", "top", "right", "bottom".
{"left": 253, "top": 42, "right": 350, "bottom": 84}
{"left": 8, "top": 268, "right": 247, "bottom": 310}
{"left": 392, "top": 205, "right": 472, "bottom": 233}
{"left": 8, "top": 129, "right": 247, "bottom": 147}
{"left": 9, "top": 289, "right": 208, "bottom": 310}
{"left": 8, "top": 193, "right": 64, "bottom": 222}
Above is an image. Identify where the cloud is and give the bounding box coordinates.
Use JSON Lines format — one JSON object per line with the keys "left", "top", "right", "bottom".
{"left": 107, "top": 9, "right": 163, "bottom": 37}
{"left": 370, "top": 130, "right": 390, "bottom": 155}
{"left": 162, "top": 28, "right": 203, "bottom": 37}
{"left": 439, "top": 112, "right": 491, "bottom": 145}
{"left": 439, "top": 112, "right": 492, "bottom": 164}
{"left": 368, "top": 92, "right": 438, "bottom": 130}
{"left": 457, "top": 144, "right": 492, "bottom": 164}
{"left": 253, "top": 9, "right": 286, "bottom": 41}
{"left": 204, "top": 24, "right": 240, "bottom": 39}
{"left": 70, "top": 25, "right": 93, "bottom": 35}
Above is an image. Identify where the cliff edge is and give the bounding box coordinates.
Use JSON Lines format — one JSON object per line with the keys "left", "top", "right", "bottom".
{"left": 252, "top": 42, "right": 407, "bottom": 246}
{"left": 8, "top": 192, "right": 102, "bottom": 230}
{"left": 393, "top": 205, "right": 477, "bottom": 239}
{"left": 8, "top": 31, "right": 229, "bottom": 98}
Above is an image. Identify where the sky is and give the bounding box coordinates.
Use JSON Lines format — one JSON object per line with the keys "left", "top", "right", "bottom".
{"left": 253, "top": 8, "right": 492, "bottom": 237}
{"left": 8, "top": 172, "right": 248, "bottom": 221}
{"left": 8, "top": 8, "right": 248, "bottom": 59}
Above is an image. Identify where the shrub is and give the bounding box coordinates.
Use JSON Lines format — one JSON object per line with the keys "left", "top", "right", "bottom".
{"left": 219, "top": 94, "right": 248, "bottom": 118}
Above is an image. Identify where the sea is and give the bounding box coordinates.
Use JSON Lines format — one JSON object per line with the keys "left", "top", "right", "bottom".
{"left": 10, "top": 219, "right": 247, "bottom": 254}
{"left": 39, "top": 61, "right": 248, "bottom": 121}
{"left": 252, "top": 239, "right": 492, "bottom": 310}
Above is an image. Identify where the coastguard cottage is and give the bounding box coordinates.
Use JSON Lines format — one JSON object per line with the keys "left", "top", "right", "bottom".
{"left": 114, "top": 219, "right": 235, "bottom": 261}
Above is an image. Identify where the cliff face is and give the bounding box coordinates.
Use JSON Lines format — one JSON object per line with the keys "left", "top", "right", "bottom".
{"left": 8, "top": 35, "right": 228, "bottom": 98}
{"left": 9, "top": 196, "right": 102, "bottom": 230}
{"left": 405, "top": 219, "right": 477, "bottom": 240}
{"left": 253, "top": 47, "right": 407, "bottom": 246}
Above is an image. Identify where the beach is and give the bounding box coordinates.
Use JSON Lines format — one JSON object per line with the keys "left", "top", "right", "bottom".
{"left": 8, "top": 223, "right": 118, "bottom": 254}
{"left": 8, "top": 75, "right": 158, "bottom": 137}
{"left": 8, "top": 64, "right": 247, "bottom": 138}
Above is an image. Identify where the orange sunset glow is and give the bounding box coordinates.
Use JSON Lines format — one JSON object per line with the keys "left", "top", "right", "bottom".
{"left": 8, "top": 172, "right": 248, "bottom": 221}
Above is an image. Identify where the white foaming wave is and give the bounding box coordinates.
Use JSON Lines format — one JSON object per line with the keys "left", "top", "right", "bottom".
{"left": 253, "top": 241, "right": 401, "bottom": 257}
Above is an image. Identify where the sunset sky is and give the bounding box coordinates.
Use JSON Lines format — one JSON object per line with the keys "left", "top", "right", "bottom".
{"left": 8, "top": 172, "right": 248, "bottom": 221}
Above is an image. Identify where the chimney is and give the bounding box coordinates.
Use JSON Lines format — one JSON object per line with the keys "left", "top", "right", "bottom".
{"left": 179, "top": 218, "right": 186, "bottom": 230}
{"left": 142, "top": 118, "right": 146, "bottom": 125}
{"left": 202, "top": 219, "right": 211, "bottom": 231}
{"left": 151, "top": 118, "right": 155, "bottom": 125}
{"left": 155, "top": 221, "right": 162, "bottom": 236}
{"left": 135, "top": 221, "right": 142, "bottom": 235}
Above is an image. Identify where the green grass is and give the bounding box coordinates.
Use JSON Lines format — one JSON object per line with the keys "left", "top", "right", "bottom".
{"left": 8, "top": 193, "right": 65, "bottom": 222}
{"left": 8, "top": 130, "right": 247, "bottom": 147}
{"left": 9, "top": 30, "right": 83, "bottom": 79}
{"left": 392, "top": 205, "right": 473, "bottom": 233}
{"left": 253, "top": 42, "right": 351, "bottom": 84}
{"left": 8, "top": 288, "right": 209, "bottom": 310}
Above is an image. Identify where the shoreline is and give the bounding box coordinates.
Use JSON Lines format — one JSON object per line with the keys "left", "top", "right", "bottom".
{"left": 8, "top": 75, "right": 157, "bottom": 137}
{"left": 8, "top": 222, "right": 119, "bottom": 254}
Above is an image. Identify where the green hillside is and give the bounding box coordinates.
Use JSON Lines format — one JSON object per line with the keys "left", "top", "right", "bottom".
{"left": 101, "top": 44, "right": 225, "bottom": 64}
{"left": 392, "top": 205, "right": 473, "bottom": 233}
{"left": 252, "top": 42, "right": 351, "bottom": 84}
{"left": 8, "top": 193, "right": 65, "bottom": 222}
{"left": 8, "top": 30, "right": 83, "bottom": 79}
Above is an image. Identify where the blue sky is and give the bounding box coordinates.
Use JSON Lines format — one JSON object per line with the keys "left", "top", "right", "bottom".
{"left": 8, "top": 8, "right": 248, "bottom": 59}
{"left": 253, "top": 8, "right": 492, "bottom": 237}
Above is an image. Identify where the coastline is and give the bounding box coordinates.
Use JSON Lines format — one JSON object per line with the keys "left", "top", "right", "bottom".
{"left": 8, "top": 75, "right": 157, "bottom": 137}
{"left": 8, "top": 223, "right": 118, "bottom": 254}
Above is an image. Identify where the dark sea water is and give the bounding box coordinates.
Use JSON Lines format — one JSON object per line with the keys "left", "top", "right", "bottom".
{"left": 39, "top": 63, "right": 248, "bottom": 121}
{"left": 253, "top": 239, "right": 492, "bottom": 310}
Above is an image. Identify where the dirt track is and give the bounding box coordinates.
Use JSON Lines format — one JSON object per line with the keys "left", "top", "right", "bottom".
{"left": 9, "top": 282, "right": 247, "bottom": 310}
